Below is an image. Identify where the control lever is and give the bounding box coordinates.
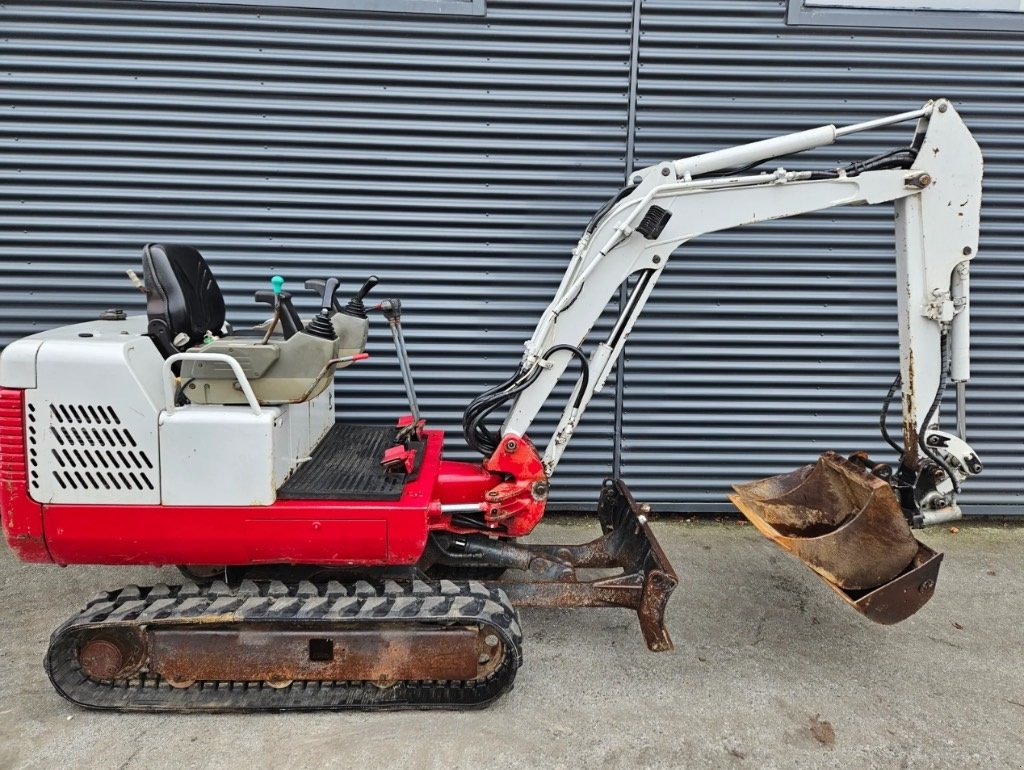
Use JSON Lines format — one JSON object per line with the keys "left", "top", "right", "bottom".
{"left": 342, "top": 275, "right": 380, "bottom": 319}
{"left": 254, "top": 276, "right": 303, "bottom": 340}
{"left": 304, "top": 278, "right": 343, "bottom": 313}
{"left": 318, "top": 277, "right": 342, "bottom": 314}
{"left": 376, "top": 297, "right": 420, "bottom": 423}
{"left": 303, "top": 277, "right": 341, "bottom": 340}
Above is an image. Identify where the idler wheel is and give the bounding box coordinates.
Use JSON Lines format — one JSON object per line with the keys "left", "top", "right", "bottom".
{"left": 79, "top": 639, "right": 124, "bottom": 680}
{"left": 76, "top": 629, "right": 145, "bottom": 681}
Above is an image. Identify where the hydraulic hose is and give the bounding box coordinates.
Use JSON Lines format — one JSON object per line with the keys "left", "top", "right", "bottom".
{"left": 461, "top": 344, "right": 590, "bottom": 457}
{"left": 540, "top": 344, "right": 590, "bottom": 412}
{"left": 462, "top": 366, "right": 542, "bottom": 456}
{"left": 880, "top": 372, "right": 904, "bottom": 455}
{"left": 917, "top": 332, "right": 961, "bottom": 494}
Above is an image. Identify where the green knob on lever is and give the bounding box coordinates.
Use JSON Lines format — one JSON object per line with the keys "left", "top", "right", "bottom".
{"left": 271, "top": 275, "right": 285, "bottom": 295}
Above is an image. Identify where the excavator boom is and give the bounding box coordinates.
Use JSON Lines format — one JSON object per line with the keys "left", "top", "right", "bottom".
{"left": 464, "top": 98, "right": 982, "bottom": 617}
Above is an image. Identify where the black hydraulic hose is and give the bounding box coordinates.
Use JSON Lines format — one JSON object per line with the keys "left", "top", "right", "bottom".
{"left": 462, "top": 366, "right": 542, "bottom": 456}
{"left": 843, "top": 146, "right": 917, "bottom": 177}
{"left": 880, "top": 372, "right": 904, "bottom": 455}
{"left": 695, "top": 144, "right": 916, "bottom": 182}
{"left": 585, "top": 184, "right": 637, "bottom": 235}
{"left": 461, "top": 344, "right": 591, "bottom": 457}
{"left": 174, "top": 377, "right": 196, "bottom": 407}
{"left": 917, "top": 332, "right": 961, "bottom": 493}
{"left": 541, "top": 344, "right": 590, "bottom": 411}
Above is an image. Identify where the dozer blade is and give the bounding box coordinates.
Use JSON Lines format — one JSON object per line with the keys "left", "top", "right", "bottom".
{"left": 730, "top": 450, "right": 941, "bottom": 624}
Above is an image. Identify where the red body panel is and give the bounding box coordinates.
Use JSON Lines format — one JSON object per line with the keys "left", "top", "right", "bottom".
{"left": 44, "top": 501, "right": 421, "bottom": 567}
{"left": 434, "top": 459, "right": 498, "bottom": 504}
{"left": 40, "top": 429, "right": 453, "bottom": 567}
{"left": 0, "top": 389, "right": 50, "bottom": 562}
{"left": 0, "top": 387, "right": 548, "bottom": 567}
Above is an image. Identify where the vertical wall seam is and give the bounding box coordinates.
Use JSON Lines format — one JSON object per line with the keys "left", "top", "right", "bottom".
{"left": 613, "top": 0, "right": 643, "bottom": 480}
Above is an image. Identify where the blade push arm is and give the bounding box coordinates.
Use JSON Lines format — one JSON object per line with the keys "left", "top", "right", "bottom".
{"left": 492, "top": 99, "right": 981, "bottom": 521}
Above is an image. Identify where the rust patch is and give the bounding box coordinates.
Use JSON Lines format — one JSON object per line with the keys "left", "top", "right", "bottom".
{"left": 75, "top": 627, "right": 146, "bottom": 681}
{"left": 903, "top": 353, "right": 919, "bottom": 468}
{"left": 494, "top": 478, "right": 678, "bottom": 653}
{"left": 78, "top": 639, "right": 124, "bottom": 680}
{"left": 149, "top": 623, "right": 485, "bottom": 684}
{"left": 731, "top": 452, "right": 944, "bottom": 624}
{"left": 731, "top": 452, "right": 917, "bottom": 589}
{"left": 809, "top": 714, "right": 836, "bottom": 746}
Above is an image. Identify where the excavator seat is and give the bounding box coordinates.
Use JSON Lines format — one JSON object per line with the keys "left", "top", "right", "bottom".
{"left": 142, "top": 243, "right": 228, "bottom": 358}
{"left": 730, "top": 451, "right": 943, "bottom": 624}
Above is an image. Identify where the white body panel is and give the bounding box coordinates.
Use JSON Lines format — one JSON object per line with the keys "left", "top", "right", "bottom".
{"left": 0, "top": 314, "right": 336, "bottom": 507}
{"left": 159, "top": 405, "right": 283, "bottom": 506}
{"left": 277, "top": 386, "right": 335, "bottom": 487}
{"left": 158, "top": 387, "right": 333, "bottom": 507}
{"left": 16, "top": 317, "right": 165, "bottom": 505}
{"left": 0, "top": 338, "right": 41, "bottom": 388}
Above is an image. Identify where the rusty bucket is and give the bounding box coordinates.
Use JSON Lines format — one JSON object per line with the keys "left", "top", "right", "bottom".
{"left": 730, "top": 451, "right": 942, "bottom": 624}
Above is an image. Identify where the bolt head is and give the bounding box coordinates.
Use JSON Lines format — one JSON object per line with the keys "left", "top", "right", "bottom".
{"left": 962, "top": 246, "right": 972, "bottom": 256}
{"left": 661, "top": 167, "right": 671, "bottom": 176}
{"left": 504, "top": 439, "right": 518, "bottom": 452}
{"left": 632, "top": 174, "right": 643, "bottom": 184}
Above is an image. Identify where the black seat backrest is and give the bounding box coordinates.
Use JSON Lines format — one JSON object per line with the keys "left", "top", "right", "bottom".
{"left": 142, "top": 243, "right": 226, "bottom": 358}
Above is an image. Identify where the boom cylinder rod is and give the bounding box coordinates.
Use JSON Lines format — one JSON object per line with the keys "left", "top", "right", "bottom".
{"left": 834, "top": 106, "right": 932, "bottom": 137}
{"left": 956, "top": 382, "right": 967, "bottom": 441}
{"left": 950, "top": 262, "right": 970, "bottom": 383}
{"left": 672, "top": 104, "right": 931, "bottom": 180}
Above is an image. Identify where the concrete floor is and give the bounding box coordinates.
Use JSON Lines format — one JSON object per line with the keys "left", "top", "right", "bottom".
{"left": 0, "top": 517, "right": 1021, "bottom": 770}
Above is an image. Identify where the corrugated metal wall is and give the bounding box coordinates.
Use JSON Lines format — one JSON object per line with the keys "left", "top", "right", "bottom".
{"left": 625, "top": 0, "right": 1023, "bottom": 513}
{"left": 0, "top": 0, "right": 632, "bottom": 504}
{"left": 0, "top": 0, "right": 1020, "bottom": 512}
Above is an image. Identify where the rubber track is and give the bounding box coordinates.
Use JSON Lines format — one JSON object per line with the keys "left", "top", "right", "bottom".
{"left": 45, "top": 579, "right": 522, "bottom": 712}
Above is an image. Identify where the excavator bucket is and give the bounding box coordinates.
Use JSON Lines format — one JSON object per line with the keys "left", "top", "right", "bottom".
{"left": 730, "top": 451, "right": 942, "bottom": 624}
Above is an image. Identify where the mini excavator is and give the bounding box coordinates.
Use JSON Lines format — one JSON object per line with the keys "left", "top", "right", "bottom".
{"left": 0, "top": 99, "right": 984, "bottom": 711}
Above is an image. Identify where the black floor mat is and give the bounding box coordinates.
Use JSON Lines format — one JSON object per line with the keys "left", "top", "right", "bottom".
{"left": 278, "top": 423, "right": 416, "bottom": 501}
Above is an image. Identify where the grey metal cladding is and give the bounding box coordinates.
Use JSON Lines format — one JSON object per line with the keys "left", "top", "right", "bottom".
{"left": 113, "top": 0, "right": 487, "bottom": 16}
{"left": 626, "top": 0, "right": 1023, "bottom": 513}
{"left": 0, "top": 0, "right": 632, "bottom": 503}
{"left": 788, "top": 0, "right": 1024, "bottom": 33}
{"left": 0, "top": 0, "right": 1020, "bottom": 514}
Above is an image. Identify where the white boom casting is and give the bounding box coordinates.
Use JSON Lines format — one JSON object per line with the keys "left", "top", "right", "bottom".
{"left": 498, "top": 99, "right": 982, "bottom": 525}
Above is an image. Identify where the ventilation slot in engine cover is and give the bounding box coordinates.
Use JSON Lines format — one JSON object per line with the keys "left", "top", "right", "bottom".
{"left": 45, "top": 404, "right": 155, "bottom": 493}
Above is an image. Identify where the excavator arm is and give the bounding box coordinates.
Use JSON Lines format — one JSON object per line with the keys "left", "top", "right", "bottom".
{"left": 466, "top": 99, "right": 982, "bottom": 528}
{"left": 454, "top": 99, "right": 984, "bottom": 625}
